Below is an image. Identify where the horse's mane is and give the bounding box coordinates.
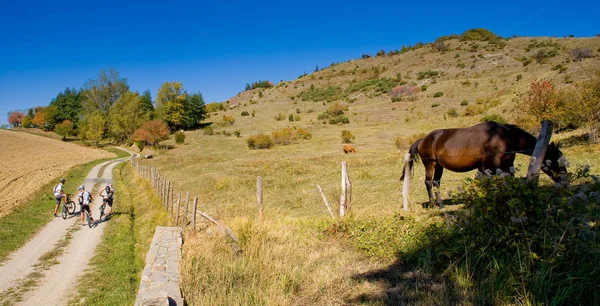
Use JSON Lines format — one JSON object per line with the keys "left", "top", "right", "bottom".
{"left": 503, "top": 123, "right": 535, "bottom": 137}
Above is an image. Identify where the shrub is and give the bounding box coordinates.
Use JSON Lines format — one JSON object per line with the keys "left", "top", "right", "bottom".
{"left": 341, "top": 130, "right": 355, "bottom": 143}
{"left": 390, "top": 85, "right": 420, "bottom": 101}
{"left": 54, "top": 120, "right": 74, "bottom": 141}
{"left": 433, "top": 91, "right": 444, "bottom": 98}
{"left": 456, "top": 62, "right": 466, "bottom": 69}
{"left": 203, "top": 126, "right": 214, "bottom": 135}
{"left": 431, "top": 103, "right": 440, "bottom": 108}
{"left": 459, "top": 28, "right": 499, "bottom": 41}
{"left": 244, "top": 80, "right": 274, "bottom": 91}
{"left": 461, "top": 100, "right": 469, "bottom": 106}
{"left": 246, "top": 133, "right": 273, "bottom": 150}
{"left": 274, "top": 113, "right": 286, "bottom": 121}
{"left": 481, "top": 114, "right": 507, "bottom": 124}
{"left": 295, "top": 127, "right": 312, "bottom": 140}
{"left": 420, "top": 85, "right": 428, "bottom": 92}
{"left": 417, "top": 70, "right": 440, "bottom": 80}
{"left": 174, "top": 131, "right": 186, "bottom": 144}
{"left": 329, "top": 115, "right": 350, "bottom": 125}
{"left": 234, "top": 130, "right": 241, "bottom": 138}
{"left": 448, "top": 171, "right": 600, "bottom": 304}
{"left": 569, "top": 48, "right": 593, "bottom": 61}
{"left": 241, "top": 111, "right": 250, "bottom": 116}
{"left": 464, "top": 105, "right": 484, "bottom": 116}
{"left": 135, "top": 141, "right": 144, "bottom": 151}
{"left": 222, "top": 115, "right": 235, "bottom": 125}
{"left": 516, "top": 74, "right": 522, "bottom": 81}
{"left": 447, "top": 108, "right": 459, "bottom": 117}
{"left": 251, "top": 110, "right": 256, "bottom": 117}
{"left": 552, "top": 63, "right": 568, "bottom": 73}
{"left": 294, "top": 115, "right": 301, "bottom": 121}
{"left": 376, "top": 49, "right": 386, "bottom": 57}
{"left": 288, "top": 114, "right": 294, "bottom": 122}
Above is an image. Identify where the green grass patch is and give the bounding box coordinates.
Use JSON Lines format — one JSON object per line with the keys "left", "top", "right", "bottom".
{"left": 103, "top": 147, "right": 131, "bottom": 159}
{"left": 0, "top": 158, "right": 113, "bottom": 263}
{"left": 69, "top": 162, "right": 168, "bottom": 306}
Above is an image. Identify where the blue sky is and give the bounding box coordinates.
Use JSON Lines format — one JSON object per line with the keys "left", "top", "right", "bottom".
{"left": 1, "top": 0, "right": 599, "bottom": 124}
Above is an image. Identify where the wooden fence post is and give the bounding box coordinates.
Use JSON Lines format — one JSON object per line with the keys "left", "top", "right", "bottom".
{"left": 175, "top": 192, "right": 181, "bottom": 226}
{"left": 170, "top": 183, "right": 174, "bottom": 219}
{"left": 183, "top": 192, "right": 190, "bottom": 228}
{"left": 256, "top": 176, "right": 263, "bottom": 219}
{"left": 402, "top": 152, "right": 411, "bottom": 211}
{"left": 339, "top": 161, "right": 352, "bottom": 217}
{"left": 166, "top": 181, "right": 171, "bottom": 212}
{"left": 527, "top": 120, "right": 554, "bottom": 184}
{"left": 191, "top": 197, "right": 198, "bottom": 230}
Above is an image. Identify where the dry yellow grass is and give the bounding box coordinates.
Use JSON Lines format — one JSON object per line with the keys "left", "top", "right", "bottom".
{"left": 0, "top": 130, "right": 113, "bottom": 217}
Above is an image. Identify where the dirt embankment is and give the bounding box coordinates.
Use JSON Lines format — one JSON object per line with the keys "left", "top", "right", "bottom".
{"left": 0, "top": 130, "right": 113, "bottom": 217}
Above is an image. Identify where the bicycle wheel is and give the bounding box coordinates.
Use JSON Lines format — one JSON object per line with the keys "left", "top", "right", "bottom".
{"left": 61, "top": 204, "right": 68, "bottom": 219}
{"left": 99, "top": 204, "right": 105, "bottom": 221}
{"left": 67, "top": 201, "right": 76, "bottom": 214}
{"left": 86, "top": 211, "right": 93, "bottom": 228}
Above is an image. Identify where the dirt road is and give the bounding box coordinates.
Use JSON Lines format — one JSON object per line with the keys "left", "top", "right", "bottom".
{"left": 0, "top": 155, "right": 129, "bottom": 305}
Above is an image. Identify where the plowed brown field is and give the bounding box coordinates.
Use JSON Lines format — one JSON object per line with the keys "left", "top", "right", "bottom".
{"left": 0, "top": 130, "right": 113, "bottom": 217}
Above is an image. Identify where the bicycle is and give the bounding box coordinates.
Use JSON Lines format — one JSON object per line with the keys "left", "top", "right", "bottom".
{"left": 83, "top": 207, "right": 93, "bottom": 228}
{"left": 98, "top": 198, "right": 108, "bottom": 221}
{"left": 61, "top": 194, "right": 77, "bottom": 220}
{"left": 79, "top": 199, "right": 94, "bottom": 228}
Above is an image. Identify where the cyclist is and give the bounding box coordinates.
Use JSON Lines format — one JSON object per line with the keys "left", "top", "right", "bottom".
{"left": 99, "top": 184, "right": 115, "bottom": 216}
{"left": 78, "top": 185, "right": 94, "bottom": 226}
{"left": 52, "top": 178, "right": 67, "bottom": 217}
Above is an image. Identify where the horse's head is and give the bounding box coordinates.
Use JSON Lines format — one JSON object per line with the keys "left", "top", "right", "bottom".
{"left": 541, "top": 142, "right": 568, "bottom": 183}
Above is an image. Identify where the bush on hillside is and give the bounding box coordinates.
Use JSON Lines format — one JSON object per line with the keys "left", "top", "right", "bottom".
{"left": 222, "top": 115, "right": 235, "bottom": 125}
{"left": 203, "top": 126, "right": 214, "bottom": 135}
{"left": 274, "top": 113, "right": 286, "bottom": 121}
{"left": 246, "top": 133, "right": 273, "bottom": 150}
{"left": 570, "top": 48, "right": 593, "bottom": 61}
{"left": 417, "top": 70, "right": 440, "bottom": 80}
{"left": 433, "top": 91, "right": 444, "bottom": 98}
{"left": 174, "top": 131, "right": 185, "bottom": 144}
{"left": 341, "top": 130, "right": 355, "bottom": 143}
{"left": 481, "top": 114, "right": 507, "bottom": 124}
{"left": 241, "top": 111, "right": 250, "bottom": 116}
{"left": 459, "top": 28, "right": 499, "bottom": 41}
{"left": 54, "top": 120, "right": 74, "bottom": 141}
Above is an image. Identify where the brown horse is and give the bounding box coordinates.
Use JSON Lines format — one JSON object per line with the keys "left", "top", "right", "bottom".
{"left": 400, "top": 121, "right": 567, "bottom": 207}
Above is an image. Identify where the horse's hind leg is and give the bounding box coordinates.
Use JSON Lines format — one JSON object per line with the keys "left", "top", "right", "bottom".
{"left": 433, "top": 164, "right": 444, "bottom": 208}
{"left": 423, "top": 162, "right": 436, "bottom": 208}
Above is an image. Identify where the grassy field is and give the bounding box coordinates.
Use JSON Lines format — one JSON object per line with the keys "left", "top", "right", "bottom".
{"left": 69, "top": 162, "right": 168, "bottom": 306}
{"left": 134, "top": 35, "right": 600, "bottom": 304}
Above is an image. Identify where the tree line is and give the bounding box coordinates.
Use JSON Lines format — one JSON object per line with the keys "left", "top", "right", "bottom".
{"left": 6, "top": 69, "right": 207, "bottom": 148}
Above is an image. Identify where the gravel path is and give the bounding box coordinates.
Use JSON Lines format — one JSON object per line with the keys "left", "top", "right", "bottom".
{"left": 0, "top": 154, "right": 129, "bottom": 305}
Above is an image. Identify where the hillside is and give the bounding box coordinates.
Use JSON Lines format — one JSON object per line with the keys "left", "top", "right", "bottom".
{"left": 217, "top": 36, "right": 600, "bottom": 138}
{"left": 143, "top": 34, "right": 600, "bottom": 305}
{"left": 0, "top": 130, "right": 113, "bottom": 217}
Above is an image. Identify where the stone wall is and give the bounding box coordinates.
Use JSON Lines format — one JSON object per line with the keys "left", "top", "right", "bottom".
{"left": 135, "top": 227, "right": 183, "bottom": 306}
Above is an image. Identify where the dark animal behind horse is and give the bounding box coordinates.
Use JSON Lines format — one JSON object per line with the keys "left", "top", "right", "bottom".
{"left": 400, "top": 121, "right": 567, "bottom": 207}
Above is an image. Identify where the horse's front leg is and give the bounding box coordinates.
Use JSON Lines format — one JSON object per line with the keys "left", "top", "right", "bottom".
{"left": 433, "top": 164, "right": 444, "bottom": 208}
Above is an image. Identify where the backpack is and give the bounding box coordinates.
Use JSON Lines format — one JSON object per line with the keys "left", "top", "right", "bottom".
{"left": 53, "top": 184, "right": 61, "bottom": 195}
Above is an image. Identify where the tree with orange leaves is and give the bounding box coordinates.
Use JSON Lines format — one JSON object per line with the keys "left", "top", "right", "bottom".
{"left": 7, "top": 111, "right": 24, "bottom": 128}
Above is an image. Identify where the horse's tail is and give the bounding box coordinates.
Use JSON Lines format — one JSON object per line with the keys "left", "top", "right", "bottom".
{"left": 400, "top": 138, "right": 423, "bottom": 181}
